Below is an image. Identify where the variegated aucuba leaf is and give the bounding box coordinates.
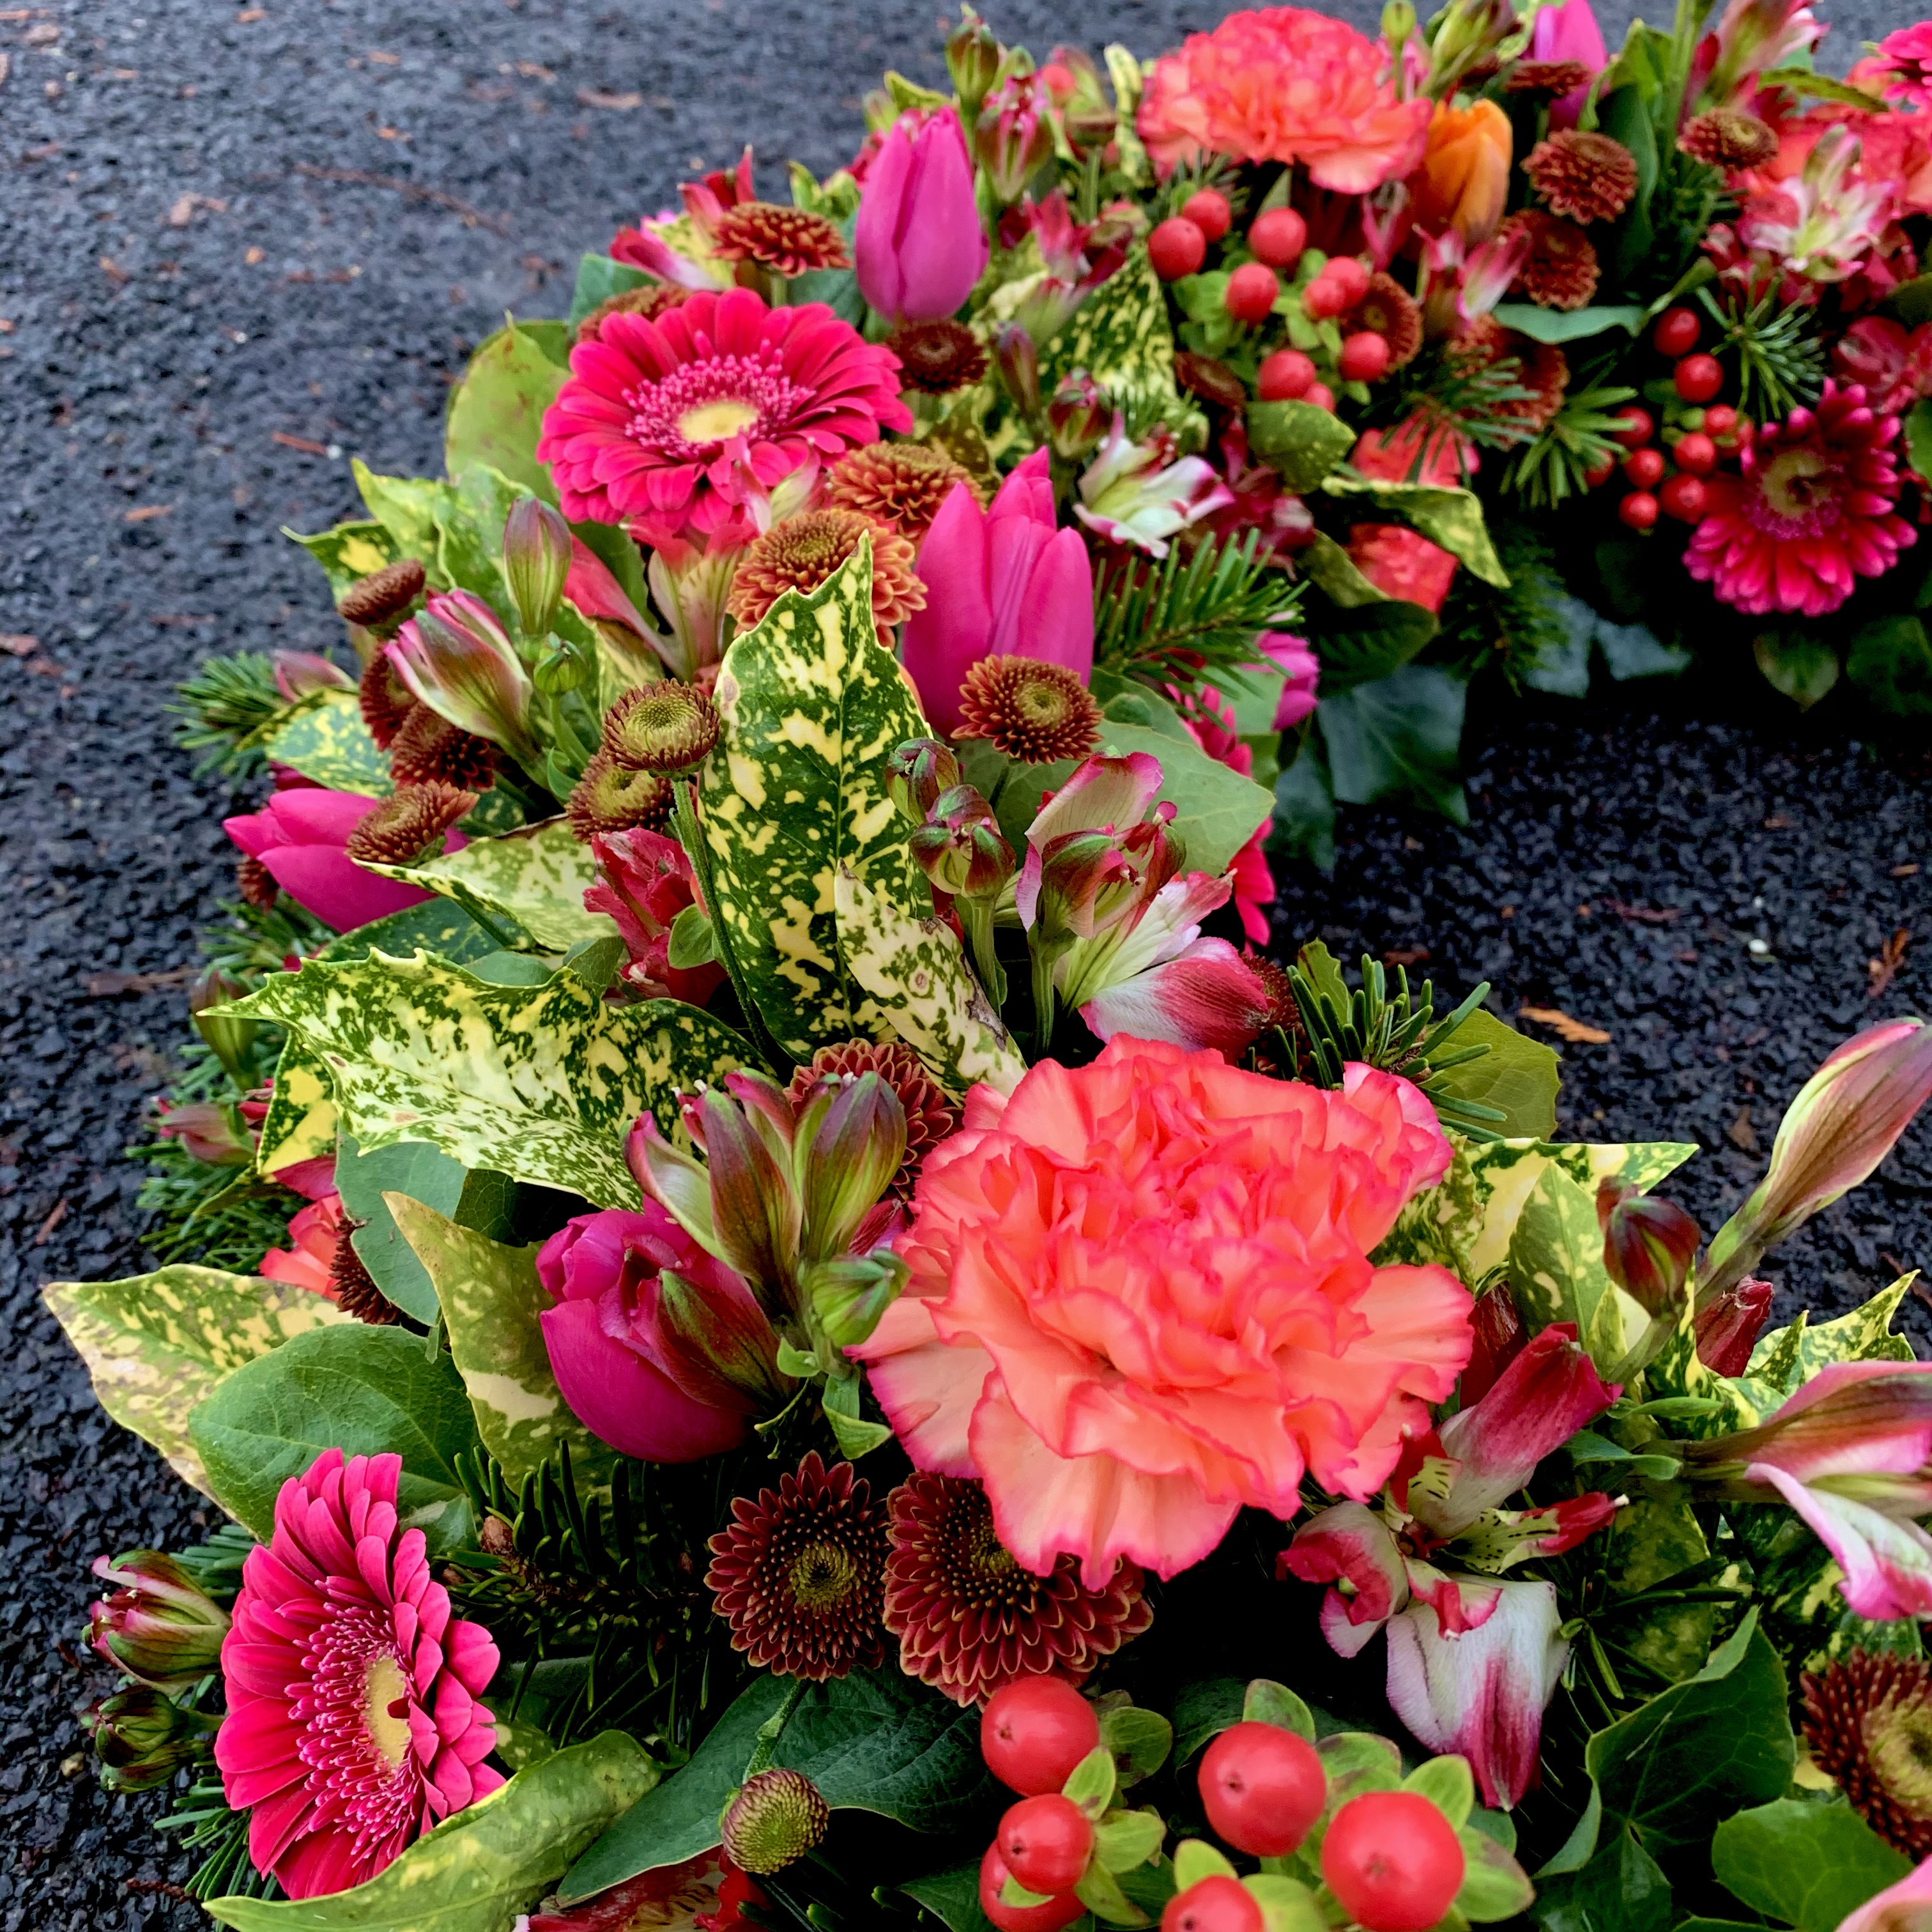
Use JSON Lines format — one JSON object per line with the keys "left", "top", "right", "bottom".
{"left": 289, "top": 517, "right": 397, "bottom": 598}
{"left": 254, "top": 1034, "right": 337, "bottom": 1184}
{"left": 252, "top": 687, "right": 393, "bottom": 796}
{"left": 699, "top": 540, "right": 931, "bottom": 1061}
{"left": 362, "top": 816, "right": 617, "bottom": 956}
{"left": 1038, "top": 243, "right": 1202, "bottom": 446}
{"left": 228, "top": 952, "right": 750, "bottom": 1208}
{"left": 43, "top": 1266, "right": 351, "bottom": 1496}
{"left": 834, "top": 865, "right": 1026, "bottom": 1098}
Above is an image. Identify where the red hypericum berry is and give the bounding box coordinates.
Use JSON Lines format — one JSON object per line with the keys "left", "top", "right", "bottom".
{"left": 1323, "top": 256, "right": 1372, "bottom": 309}
{"left": 1674, "top": 353, "right": 1723, "bottom": 402}
{"left": 1584, "top": 456, "right": 1617, "bottom": 488}
{"left": 1653, "top": 305, "right": 1700, "bottom": 357}
{"left": 1321, "top": 1793, "right": 1466, "bottom": 1932}
{"left": 1612, "top": 405, "right": 1654, "bottom": 448}
{"left": 1301, "top": 273, "right": 1350, "bottom": 319}
{"left": 981, "top": 1678, "right": 1101, "bottom": 1797}
{"left": 1674, "top": 430, "right": 1717, "bottom": 475}
{"left": 1182, "top": 188, "right": 1232, "bottom": 243}
{"left": 1225, "top": 261, "right": 1282, "bottom": 324}
{"left": 1621, "top": 446, "right": 1665, "bottom": 489}
{"left": 1660, "top": 472, "right": 1709, "bottom": 521}
{"left": 1618, "top": 489, "right": 1660, "bottom": 529}
{"left": 1303, "top": 381, "right": 1337, "bottom": 411}
{"left": 979, "top": 1844, "right": 1085, "bottom": 1932}
{"left": 1149, "top": 217, "right": 1208, "bottom": 282}
{"left": 1338, "top": 330, "right": 1392, "bottom": 383}
{"left": 1257, "top": 347, "right": 1317, "bottom": 401}
{"left": 1199, "top": 1722, "right": 1327, "bottom": 1857}
{"left": 1703, "top": 403, "right": 1738, "bottom": 438}
{"left": 997, "top": 1795, "right": 1094, "bottom": 1897}
{"left": 1248, "top": 206, "right": 1308, "bottom": 270}
{"left": 1162, "top": 1874, "right": 1266, "bottom": 1932}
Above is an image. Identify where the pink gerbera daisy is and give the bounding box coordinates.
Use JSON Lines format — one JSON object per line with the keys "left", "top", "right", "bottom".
{"left": 537, "top": 286, "right": 912, "bottom": 552}
{"left": 216, "top": 1450, "right": 502, "bottom": 1899}
{"left": 1877, "top": 23, "right": 1932, "bottom": 112}
{"left": 1684, "top": 380, "right": 1916, "bottom": 618}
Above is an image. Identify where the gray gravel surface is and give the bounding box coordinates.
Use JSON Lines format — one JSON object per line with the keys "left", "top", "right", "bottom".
{"left": 0, "top": 0, "right": 1915, "bottom": 1924}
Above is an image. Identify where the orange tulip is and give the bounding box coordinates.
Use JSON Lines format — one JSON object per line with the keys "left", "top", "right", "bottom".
{"left": 1410, "top": 98, "right": 1512, "bottom": 244}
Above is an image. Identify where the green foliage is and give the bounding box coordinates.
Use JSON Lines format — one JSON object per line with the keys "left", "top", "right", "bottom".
{"left": 134, "top": 1142, "right": 304, "bottom": 1273}
{"left": 567, "top": 253, "right": 651, "bottom": 325}
{"left": 1848, "top": 613, "right": 1932, "bottom": 719}
{"left": 158, "top": 1777, "right": 282, "bottom": 1904}
{"left": 1319, "top": 663, "right": 1469, "bottom": 824}
{"left": 330, "top": 1134, "right": 472, "bottom": 1326}
{"left": 1710, "top": 1798, "right": 1910, "bottom": 1929}
{"left": 1754, "top": 632, "right": 1843, "bottom": 710}
{"left": 1500, "top": 384, "right": 1640, "bottom": 510}
{"left": 1319, "top": 476, "right": 1509, "bottom": 588}
{"left": 1092, "top": 530, "right": 1297, "bottom": 694}
{"left": 170, "top": 653, "right": 287, "bottom": 781}
{"left": 1389, "top": 347, "right": 1538, "bottom": 458}
{"left": 1246, "top": 400, "right": 1356, "bottom": 491}
{"left": 1699, "top": 284, "right": 1826, "bottom": 420}
{"left": 254, "top": 687, "right": 392, "bottom": 796}
{"left": 1444, "top": 523, "right": 1576, "bottom": 691}
{"left": 444, "top": 321, "right": 568, "bottom": 504}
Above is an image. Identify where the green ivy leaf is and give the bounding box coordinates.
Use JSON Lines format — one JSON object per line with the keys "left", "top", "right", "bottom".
{"left": 255, "top": 688, "right": 393, "bottom": 795}
{"left": 900, "top": 1862, "right": 995, "bottom": 1932}
{"left": 204, "top": 1732, "right": 657, "bottom": 1932}
{"left": 1247, "top": 400, "right": 1356, "bottom": 492}
{"left": 332, "top": 1133, "right": 468, "bottom": 1325}
{"left": 1271, "top": 739, "right": 1336, "bottom": 873}
{"left": 43, "top": 1268, "right": 351, "bottom": 1496}
{"left": 1597, "top": 616, "right": 1691, "bottom": 681}
{"left": 1427, "top": 1009, "right": 1560, "bottom": 1141}
{"left": 445, "top": 323, "right": 568, "bottom": 505}
{"left": 1307, "top": 595, "right": 1439, "bottom": 694}
{"left": 228, "top": 952, "right": 750, "bottom": 1209}
{"left": 1491, "top": 303, "right": 1645, "bottom": 345}
{"left": 1711, "top": 1797, "right": 1910, "bottom": 1931}
{"left": 1754, "top": 632, "right": 1842, "bottom": 711}
{"left": 1173, "top": 1679, "right": 1246, "bottom": 1765}
{"left": 1319, "top": 665, "right": 1468, "bottom": 823}
{"left": 187, "top": 1323, "right": 483, "bottom": 1554}
{"left": 364, "top": 818, "right": 617, "bottom": 955}
{"left": 1531, "top": 1821, "right": 1673, "bottom": 1932}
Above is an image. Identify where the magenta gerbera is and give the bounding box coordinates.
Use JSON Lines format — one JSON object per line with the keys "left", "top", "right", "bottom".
{"left": 536, "top": 286, "right": 912, "bottom": 552}
{"left": 1684, "top": 381, "right": 1917, "bottom": 618}
{"left": 1877, "top": 23, "right": 1932, "bottom": 111}
{"left": 215, "top": 1450, "right": 503, "bottom": 1900}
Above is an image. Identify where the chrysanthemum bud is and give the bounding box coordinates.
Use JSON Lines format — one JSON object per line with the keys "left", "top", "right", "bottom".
{"left": 908, "top": 784, "right": 1016, "bottom": 899}
{"left": 721, "top": 1769, "right": 831, "bottom": 1874}
{"left": 82, "top": 1685, "right": 217, "bottom": 1791}
{"left": 1047, "top": 371, "right": 1110, "bottom": 461}
{"left": 88, "top": 1551, "right": 230, "bottom": 1692}
{"left": 886, "top": 739, "right": 963, "bottom": 823}
{"left": 336, "top": 557, "right": 425, "bottom": 631}
{"left": 947, "top": 6, "right": 1003, "bottom": 119}
{"left": 1382, "top": 0, "right": 1417, "bottom": 54}
{"left": 189, "top": 965, "right": 264, "bottom": 1087}
{"left": 1598, "top": 1180, "right": 1701, "bottom": 1318}
{"left": 995, "top": 322, "right": 1042, "bottom": 418}
{"left": 603, "top": 681, "right": 723, "bottom": 774}
{"left": 504, "top": 499, "right": 572, "bottom": 638}
{"left": 565, "top": 753, "right": 674, "bottom": 843}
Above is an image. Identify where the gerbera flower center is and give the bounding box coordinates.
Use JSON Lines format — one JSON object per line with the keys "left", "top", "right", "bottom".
{"left": 788, "top": 1538, "right": 859, "bottom": 1610}
{"left": 363, "top": 1652, "right": 413, "bottom": 1769}
{"left": 1752, "top": 445, "right": 1844, "bottom": 533}
{"left": 625, "top": 351, "right": 808, "bottom": 462}
{"left": 677, "top": 396, "right": 762, "bottom": 443}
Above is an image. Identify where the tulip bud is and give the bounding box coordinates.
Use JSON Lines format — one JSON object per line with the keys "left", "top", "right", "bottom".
{"left": 1460, "top": 1278, "right": 1526, "bottom": 1406}
{"left": 1047, "top": 371, "right": 1110, "bottom": 461}
{"left": 271, "top": 649, "right": 354, "bottom": 702}
{"left": 189, "top": 965, "right": 264, "bottom": 1087}
{"left": 801, "top": 1073, "right": 907, "bottom": 1262}
{"left": 908, "top": 785, "right": 1016, "bottom": 899}
{"left": 82, "top": 1685, "right": 217, "bottom": 1791}
{"left": 88, "top": 1550, "right": 230, "bottom": 1692}
{"left": 1694, "top": 1275, "right": 1775, "bottom": 1377}
{"left": 976, "top": 76, "right": 1055, "bottom": 204}
{"left": 1598, "top": 1181, "right": 1701, "bottom": 1319}
{"left": 946, "top": 6, "right": 1003, "bottom": 118}
{"left": 995, "top": 322, "right": 1042, "bottom": 420}
{"left": 886, "top": 739, "right": 962, "bottom": 824}
{"left": 1702, "top": 1020, "right": 1932, "bottom": 1305}
{"left": 503, "top": 498, "right": 574, "bottom": 639}
{"left": 387, "top": 590, "right": 540, "bottom": 769}
{"left": 804, "top": 1249, "right": 909, "bottom": 1349}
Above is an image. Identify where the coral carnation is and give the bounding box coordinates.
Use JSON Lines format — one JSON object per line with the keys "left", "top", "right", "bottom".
{"left": 826, "top": 441, "right": 985, "bottom": 543}
{"left": 710, "top": 202, "right": 850, "bottom": 278}
{"left": 1505, "top": 210, "right": 1600, "bottom": 310}
{"left": 537, "top": 287, "right": 912, "bottom": 552}
{"left": 884, "top": 1471, "right": 1153, "bottom": 1706}
{"left": 1138, "top": 7, "right": 1432, "bottom": 194}
{"left": 954, "top": 654, "right": 1103, "bottom": 763}
{"left": 1804, "top": 1650, "right": 1932, "bottom": 1858}
{"left": 705, "top": 1453, "right": 888, "bottom": 1681}
{"left": 885, "top": 318, "right": 989, "bottom": 395}
{"left": 1524, "top": 129, "right": 1639, "bottom": 223}
{"left": 852, "top": 1038, "right": 1473, "bottom": 1586}
{"left": 1685, "top": 380, "right": 1916, "bottom": 618}
{"left": 726, "top": 509, "right": 924, "bottom": 636}
{"left": 216, "top": 1450, "right": 502, "bottom": 1899}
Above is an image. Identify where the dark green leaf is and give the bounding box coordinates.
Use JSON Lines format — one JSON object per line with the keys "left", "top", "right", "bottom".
{"left": 1271, "top": 739, "right": 1336, "bottom": 872}
{"left": 1319, "top": 666, "right": 1468, "bottom": 824}
{"left": 901, "top": 1862, "right": 997, "bottom": 1932}
{"left": 315, "top": 898, "right": 501, "bottom": 967}
{"left": 187, "top": 1324, "right": 482, "bottom": 1554}
{"left": 1892, "top": 276, "right": 1932, "bottom": 328}
{"left": 567, "top": 253, "right": 650, "bottom": 326}
{"left": 1848, "top": 614, "right": 1932, "bottom": 719}
{"left": 1906, "top": 399, "right": 1932, "bottom": 484}
{"left": 1491, "top": 304, "right": 1646, "bottom": 345}
{"left": 334, "top": 1134, "right": 467, "bottom": 1325}
{"left": 1173, "top": 1679, "right": 1246, "bottom": 1764}
{"left": 1754, "top": 632, "right": 1841, "bottom": 711}
{"left": 1711, "top": 1798, "right": 1911, "bottom": 1931}
{"left": 1596, "top": 617, "right": 1690, "bottom": 680}
{"left": 1531, "top": 1822, "right": 1672, "bottom": 1932}
{"left": 1308, "top": 596, "right": 1438, "bottom": 694}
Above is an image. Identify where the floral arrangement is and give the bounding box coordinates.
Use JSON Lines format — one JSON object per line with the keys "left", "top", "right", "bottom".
{"left": 50, "top": 7, "right": 1932, "bottom": 1932}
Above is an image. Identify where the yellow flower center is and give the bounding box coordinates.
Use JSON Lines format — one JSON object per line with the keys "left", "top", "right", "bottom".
{"left": 364, "top": 1653, "right": 413, "bottom": 1769}
{"left": 788, "top": 1538, "right": 857, "bottom": 1611}
{"left": 677, "top": 397, "right": 761, "bottom": 444}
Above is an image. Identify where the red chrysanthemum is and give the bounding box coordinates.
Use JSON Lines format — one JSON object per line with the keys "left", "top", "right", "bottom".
{"left": 388, "top": 707, "right": 500, "bottom": 791}
{"left": 337, "top": 558, "right": 425, "bottom": 631}
{"left": 1503, "top": 59, "right": 1591, "bottom": 96}
{"left": 883, "top": 1472, "right": 1153, "bottom": 1706}
{"left": 954, "top": 654, "right": 1103, "bottom": 763}
{"left": 1352, "top": 272, "right": 1423, "bottom": 367}
{"left": 343, "top": 783, "right": 477, "bottom": 868}
{"left": 724, "top": 508, "right": 925, "bottom": 636}
{"left": 537, "top": 286, "right": 912, "bottom": 552}
{"left": 1803, "top": 1650, "right": 1932, "bottom": 1858}
{"left": 710, "top": 201, "right": 850, "bottom": 278}
{"left": 705, "top": 1453, "right": 888, "bottom": 1681}
{"left": 1685, "top": 380, "right": 1917, "bottom": 618}
{"left": 215, "top": 1450, "right": 502, "bottom": 1899}
{"left": 1677, "top": 108, "right": 1779, "bottom": 171}
{"left": 1524, "top": 130, "right": 1639, "bottom": 224}
{"left": 574, "top": 282, "right": 690, "bottom": 346}
{"left": 358, "top": 650, "right": 418, "bottom": 751}
{"left": 1505, "top": 210, "right": 1600, "bottom": 311}
{"left": 886, "top": 319, "right": 988, "bottom": 395}
{"left": 787, "top": 1039, "right": 959, "bottom": 1179}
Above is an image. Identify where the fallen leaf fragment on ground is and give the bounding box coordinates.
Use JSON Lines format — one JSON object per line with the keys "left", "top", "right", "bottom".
{"left": 1869, "top": 928, "right": 1910, "bottom": 998}
{"left": 1519, "top": 1004, "right": 1611, "bottom": 1045}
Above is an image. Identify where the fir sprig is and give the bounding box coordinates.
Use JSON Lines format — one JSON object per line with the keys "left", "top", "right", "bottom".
{"left": 1439, "top": 522, "right": 1575, "bottom": 688}
{"left": 134, "top": 1144, "right": 301, "bottom": 1271}
{"left": 1500, "top": 383, "right": 1639, "bottom": 509}
{"left": 157, "top": 1776, "right": 282, "bottom": 1902}
{"left": 1390, "top": 348, "right": 1540, "bottom": 461}
{"left": 1698, "top": 284, "right": 1825, "bottom": 421}
{"left": 169, "top": 654, "right": 284, "bottom": 782}
{"left": 1092, "top": 530, "right": 1298, "bottom": 691}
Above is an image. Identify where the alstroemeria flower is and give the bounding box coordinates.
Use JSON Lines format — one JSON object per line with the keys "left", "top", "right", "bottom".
{"left": 387, "top": 590, "right": 540, "bottom": 769}
{"left": 1074, "top": 417, "right": 1235, "bottom": 558}
{"left": 1738, "top": 127, "right": 1894, "bottom": 284}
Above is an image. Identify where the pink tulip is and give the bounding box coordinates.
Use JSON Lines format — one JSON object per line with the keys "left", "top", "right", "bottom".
{"left": 1833, "top": 1853, "right": 1932, "bottom": 1932}
{"left": 224, "top": 788, "right": 455, "bottom": 933}
{"left": 902, "top": 449, "right": 1095, "bottom": 736}
{"left": 855, "top": 107, "right": 988, "bottom": 323}
{"left": 536, "top": 1205, "right": 785, "bottom": 1463}
{"left": 1530, "top": 0, "right": 1606, "bottom": 126}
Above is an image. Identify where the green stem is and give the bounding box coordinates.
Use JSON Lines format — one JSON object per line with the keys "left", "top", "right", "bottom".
{"left": 1031, "top": 941, "right": 1059, "bottom": 1059}
{"left": 744, "top": 1677, "right": 808, "bottom": 1781}
{"left": 959, "top": 896, "right": 1006, "bottom": 1008}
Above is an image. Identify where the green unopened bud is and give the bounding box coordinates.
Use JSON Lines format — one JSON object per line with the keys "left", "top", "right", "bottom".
{"left": 88, "top": 1551, "right": 230, "bottom": 1693}
{"left": 1383, "top": 0, "right": 1417, "bottom": 54}
{"left": 802, "top": 1072, "right": 907, "bottom": 1261}
{"left": 908, "top": 783, "right": 1015, "bottom": 898}
{"left": 531, "top": 635, "right": 590, "bottom": 697}
{"left": 1047, "top": 371, "right": 1110, "bottom": 461}
{"left": 721, "top": 1769, "right": 831, "bottom": 1874}
{"left": 503, "top": 498, "right": 574, "bottom": 638}
{"left": 886, "top": 739, "right": 963, "bottom": 823}
{"left": 189, "top": 967, "right": 263, "bottom": 1087}
{"left": 947, "top": 6, "right": 1003, "bottom": 118}
{"left": 995, "top": 322, "right": 1042, "bottom": 421}
{"left": 805, "top": 1250, "right": 910, "bottom": 1349}
{"left": 82, "top": 1686, "right": 217, "bottom": 1791}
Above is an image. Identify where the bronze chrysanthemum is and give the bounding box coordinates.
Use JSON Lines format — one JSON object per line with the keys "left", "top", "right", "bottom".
{"left": 954, "top": 654, "right": 1103, "bottom": 764}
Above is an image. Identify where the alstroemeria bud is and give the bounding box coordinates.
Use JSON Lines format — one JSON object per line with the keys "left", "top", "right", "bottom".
{"left": 804, "top": 1250, "right": 909, "bottom": 1349}
{"left": 1383, "top": 0, "right": 1418, "bottom": 57}
{"left": 88, "top": 1551, "right": 230, "bottom": 1692}
{"left": 271, "top": 649, "right": 354, "bottom": 702}
{"left": 154, "top": 1100, "right": 253, "bottom": 1167}
{"left": 908, "top": 784, "right": 1015, "bottom": 898}
{"left": 653, "top": 1265, "right": 792, "bottom": 1406}
{"left": 801, "top": 1073, "right": 907, "bottom": 1261}
{"left": 995, "top": 321, "right": 1042, "bottom": 419}
{"left": 886, "top": 738, "right": 962, "bottom": 824}
{"left": 83, "top": 1685, "right": 217, "bottom": 1791}
{"left": 189, "top": 965, "right": 263, "bottom": 1087}
{"left": 1695, "top": 1275, "right": 1775, "bottom": 1376}
{"left": 503, "top": 498, "right": 574, "bottom": 639}
{"left": 946, "top": 6, "right": 1002, "bottom": 119}
{"left": 1460, "top": 1279, "right": 1526, "bottom": 1406}
{"left": 1703, "top": 1020, "right": 1932, "bottom": 1305}
{"left": 387, "top": 590, "right": 539, "bottom": 769}
{"left": 1598, "top": 1180, "right": 1701, "bottom": 1318}
{"left": 976, "top": 75, "right": 1055, "bottom": 204}
{"left": 1047, "top": 371, "right": 1110, "bottom": 461}
{"left": 694, "top": 1086, "right": 804, "bottom": 1318}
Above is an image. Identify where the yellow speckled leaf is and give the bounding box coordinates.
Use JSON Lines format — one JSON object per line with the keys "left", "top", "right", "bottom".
{"left": 43, "top": 1268, "right": 350, "bottom": 1495}
{"left": 229, "top": 951, "right": 749, "bottom": 1208}
{"left": 834, "top": 866, "right": 1025, "bottom": 1098}
{"left": 288, "top": 518, "right": 399, "bottom": 598}
{"left": 363, "top": 817, "right": 617, "bottom": 955}
{"left": 1039, "top": 243, "right": 1201, "bottom": 445}
{"left": 254, "top": 688, "right": 393, "bottom": 796}
{"left": 700, "top": 540, "right": 931, "bottom": 1061}
{"left": 255, "top": 1034, "right": 337, "bottom": 1183}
